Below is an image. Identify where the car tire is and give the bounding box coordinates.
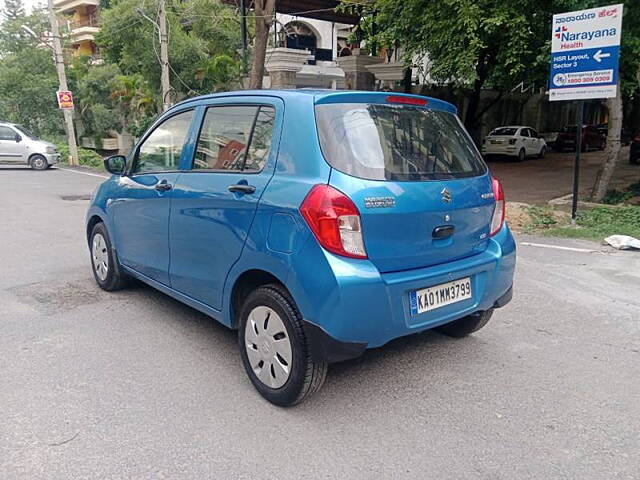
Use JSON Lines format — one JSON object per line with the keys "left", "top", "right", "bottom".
{"left": 29, "top": 154, "right": 48, "bottom": 170}
{"left": 538, "top": 146, "right": 546, "bottom": 159}
{"left": 516, "top": 148, "right": 526, "bottom": 162}
{"left": 89, "top": 222, "right": 128, "bottom": 291}
{"left": 435, "top": 310, "right": 493, "bottom": 338}
{"left": 238, "top": 284, "right": 327, "bottom": 407}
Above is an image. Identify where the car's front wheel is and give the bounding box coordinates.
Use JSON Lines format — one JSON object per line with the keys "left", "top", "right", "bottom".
{"left": 90, "top": 222, "right": 128, "bottom": 291}
{"left": 436, "top": 310, "right": 493, "bottom": 338}
{"left": 238, "top": 284, "right": 327, "bottom": 407}
{"left": 29, "top": 154, "right": 48, "bottom": 170}
{"left": 538, "top": 146, "right": 546, "bottom": 159}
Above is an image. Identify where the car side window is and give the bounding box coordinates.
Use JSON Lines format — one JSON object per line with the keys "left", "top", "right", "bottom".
{"left": 132, "top": 110, "right": 193, "bottom": 174}
{"left": 0, "top": 126, "right": 16, "bottom": 140}
{"left": 530, "top": 129, "right": 538, "bottom": 138}
{"left": 193, "top": 105, "right": 276, "bottom": 172}
{"left": 244, "top": 106, "right": 276, "bottom": 172}
{"left": 520, "top": 128, "right": 530, "bottom": 138}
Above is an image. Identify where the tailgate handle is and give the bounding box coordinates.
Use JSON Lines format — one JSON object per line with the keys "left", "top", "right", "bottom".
{"left": 432, "top": 225, "right": 455, "bottom": 239}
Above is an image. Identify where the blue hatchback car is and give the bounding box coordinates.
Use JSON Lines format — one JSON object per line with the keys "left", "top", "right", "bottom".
{"left": 86, "top": 90, "right": 515, "bottom": 406}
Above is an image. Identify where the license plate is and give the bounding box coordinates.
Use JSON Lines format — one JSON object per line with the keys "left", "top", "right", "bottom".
{"left": 409, "top": 277, "right": 472, "bottom": 315}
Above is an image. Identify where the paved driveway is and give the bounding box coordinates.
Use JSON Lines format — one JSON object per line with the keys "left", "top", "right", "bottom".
{"left": 1, "top": 166, "right": 639, "bottom": 479}
{"left": 488, "top": 147, "right": 640, "bottom": 204}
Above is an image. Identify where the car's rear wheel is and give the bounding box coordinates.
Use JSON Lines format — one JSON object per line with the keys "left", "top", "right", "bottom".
{"left": 29, "top": 154, "right": 48, "bottom": 170}
{"left": 90, "top": 222, "right": 128, "bottom": 291}
{"left": 516, "top": 148, "right": 526, "bottom": 162}
{"left": 238, "top": 284, "right": 327, "bottom": 407}
{"left": 435, "top": 310, "right": 493, "bottom": 338}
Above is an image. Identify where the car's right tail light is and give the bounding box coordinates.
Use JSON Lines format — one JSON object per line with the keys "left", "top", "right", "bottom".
{"left": 300, "top": 184, "right": 367, "bottom": 259}
{"left": 490, "top": 178, "right": 506, "bottom": 236}
{"left": 509, "top": 138, "right": 517, "bottom": 145}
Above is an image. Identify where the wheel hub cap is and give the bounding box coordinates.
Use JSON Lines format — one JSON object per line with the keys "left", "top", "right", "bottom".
{"left": 244, "top": 306, "right": 292, "bottom": 389}
{"left": 92, "top": 233, "right": 109, "bottom": 281}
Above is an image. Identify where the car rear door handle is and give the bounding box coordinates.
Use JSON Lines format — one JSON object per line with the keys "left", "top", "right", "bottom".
{"left": 155, "top": 179, "right": 172, "bottom": 192}
{"left": 228, "top": 184, "right": 256, "bottom": 194}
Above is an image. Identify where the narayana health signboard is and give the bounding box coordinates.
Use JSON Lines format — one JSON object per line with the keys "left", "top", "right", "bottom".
{"left": 549, "top": 4, "right": 623, "bottom": 101}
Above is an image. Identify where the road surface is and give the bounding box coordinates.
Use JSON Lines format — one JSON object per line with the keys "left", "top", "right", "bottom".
{"left": 1, "top": 166, "right": 638, "bottom": 479}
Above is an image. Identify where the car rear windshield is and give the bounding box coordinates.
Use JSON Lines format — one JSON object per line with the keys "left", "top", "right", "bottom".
{"left": 315, "top": 103, "right": 486, "bottom": 181}
{"left": 490, "top": 127, "right": 518, "bottom": 136}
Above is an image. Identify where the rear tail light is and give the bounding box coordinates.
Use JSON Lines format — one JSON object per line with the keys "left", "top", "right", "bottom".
{"left": 509, "top": 138, "right": 517, "bottom": 145}
{"left": 490, "top": 178, "right": 506, "bottom": 236}
{"left": 300, "top": 184, "right": 367, "bottom": 259}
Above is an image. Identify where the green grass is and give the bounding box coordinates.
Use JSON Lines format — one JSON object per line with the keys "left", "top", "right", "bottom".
{"left": 524, "top": 205, "right": 640, "bottom": 242}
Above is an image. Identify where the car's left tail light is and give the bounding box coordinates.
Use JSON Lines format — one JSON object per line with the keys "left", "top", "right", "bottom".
{"left": 490, "top": 178, "right": 506, "bottom": 236}
{"left": 300, "top": 184, "right": 367, "bottom": 259}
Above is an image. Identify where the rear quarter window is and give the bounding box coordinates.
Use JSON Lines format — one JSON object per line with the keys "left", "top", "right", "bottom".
{"left": 315, "top": 103, "right": 486, "bottom": 181}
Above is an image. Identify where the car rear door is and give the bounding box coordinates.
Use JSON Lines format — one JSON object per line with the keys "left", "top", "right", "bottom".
{"left": 168, "top": 97, "right": 282, "bottom": 310}
{"left": 111, "top": 109, "right": 195, "bottom": 285}
{"left": 315, "top": 98, "right": 495, "bottom": 273}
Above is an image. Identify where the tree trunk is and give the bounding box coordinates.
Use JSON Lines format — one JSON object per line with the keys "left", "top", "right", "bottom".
{"left": 464, "top": 78, "right": 482, "bottom": 129}
{"left": 248, "top": 0, "right": 275, "bottom": 89}
{"left": 592, "top": 88, "right": 623, "bottom": 202}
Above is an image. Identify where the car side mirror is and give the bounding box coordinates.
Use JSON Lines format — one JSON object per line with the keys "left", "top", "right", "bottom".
{"left": 15, "top": 134, "right": 21, "bottom": 143}
{"left": 104, "top": 155, "right": 126, "bottom": 175}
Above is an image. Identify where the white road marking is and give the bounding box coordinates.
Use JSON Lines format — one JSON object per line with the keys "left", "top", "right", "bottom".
{"left": 520, "top": 242, "right": 597, "bottom": 253}
{"left": 55, "top": 167, "right": 108, "bottom": 179}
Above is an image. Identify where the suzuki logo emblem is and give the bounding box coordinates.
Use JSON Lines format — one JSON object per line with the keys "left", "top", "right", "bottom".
{"left": 441, "top": 188, "right": 452, "bottom": 203}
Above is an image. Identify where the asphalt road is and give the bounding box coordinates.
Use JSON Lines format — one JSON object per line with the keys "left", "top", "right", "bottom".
{"left": 1, "top": 165, "right": 639, "bottom": 479}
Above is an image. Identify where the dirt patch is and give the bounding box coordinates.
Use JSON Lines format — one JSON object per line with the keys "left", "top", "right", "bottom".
{"left": 60, "top": 194, "right": 92, "bottom": 201}
{"left": 506, "top": 201, "right": 570, "bottom": 233}
{"left": 7, "top": 279, "right": 110, "bottom": 315}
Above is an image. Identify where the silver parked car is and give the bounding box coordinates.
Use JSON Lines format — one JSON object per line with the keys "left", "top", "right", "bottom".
{"left": 0, "top": 122, "right": 60, "bottom": 170}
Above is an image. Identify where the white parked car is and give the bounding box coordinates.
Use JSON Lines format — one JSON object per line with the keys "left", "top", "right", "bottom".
{"left": 481, "top": 126, "right": 547, "bottom": 161}
{"left": 0, "top": 122, "right": 60, "bottom": 170}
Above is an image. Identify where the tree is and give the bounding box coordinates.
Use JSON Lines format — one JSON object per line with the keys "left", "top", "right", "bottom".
{"left": 109, "top": 74, "right": 155, "bottom": 133}
{"left": 588, "top": 0, "right": 640, "bottom": 202}
{"left": 349, "top": 0, "right": 552, "bottom": 134}
{"left": 248, "top": 0, "right": 275, "bottom": 89}
{"left": 96, "top": 0, "right": 242, "bottom": 105}
{"left": 0, "top": 9, "right": 61, "bottom": 137}
{"left": 2, "top": 0, "right": 25, "bottom": 21}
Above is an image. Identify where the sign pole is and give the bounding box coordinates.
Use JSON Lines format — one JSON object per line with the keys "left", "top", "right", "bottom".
{"left": 47, "top": 0, "right": 79, "bottom": 166}
{"left": 571, "top": 100, "right": 584, "bottom": 222}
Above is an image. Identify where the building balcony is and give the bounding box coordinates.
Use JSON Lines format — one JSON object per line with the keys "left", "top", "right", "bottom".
{"left": 53, "top": 0, "right": 99, "bottom": 14}
{"left": 63, "top": 16, "right": 100, "bottom": 43}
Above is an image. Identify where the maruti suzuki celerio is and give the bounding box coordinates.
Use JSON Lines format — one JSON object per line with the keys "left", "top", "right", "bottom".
{"left": 86, "top": 90, "right": 515, "bottom": 406}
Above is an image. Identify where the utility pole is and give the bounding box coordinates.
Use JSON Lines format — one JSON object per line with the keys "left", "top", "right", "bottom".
{"left": 46, "top": 0, "right": 79, "bottom": 165}
{"left": 158, "top": 0, "right": 171, "bottom": 111}
{"left": 136, "top": 4, "right": 171, "bottom": 111}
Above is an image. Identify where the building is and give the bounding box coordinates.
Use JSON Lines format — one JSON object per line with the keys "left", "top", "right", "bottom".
{"left": 53, "top": 0, "right": 100, "bottom": 57}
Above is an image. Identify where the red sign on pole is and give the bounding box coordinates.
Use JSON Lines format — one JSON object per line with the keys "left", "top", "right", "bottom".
{"left": 57, "top": 90, "right": 74, "bottom": 110}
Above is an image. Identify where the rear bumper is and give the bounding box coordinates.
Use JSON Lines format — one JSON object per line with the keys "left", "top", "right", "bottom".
{"left": 289, "top": 223, "right": 516, "bottom": 352}
{"left": 481, "top": 144, "right": 518, "bottom": 156}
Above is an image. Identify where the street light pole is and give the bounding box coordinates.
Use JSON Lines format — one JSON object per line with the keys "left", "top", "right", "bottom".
{"left": 46, "top": 0, "right": 79, "bottom": 166}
